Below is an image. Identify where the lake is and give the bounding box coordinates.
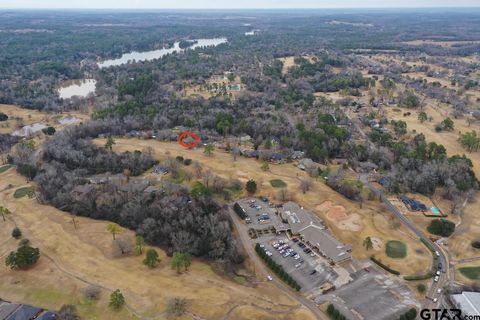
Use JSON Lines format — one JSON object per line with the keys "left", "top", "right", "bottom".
{"left": 58, "top": 79, "right": 97, "bottom": 99}
{"left": 97, "top": 38, "right": 227, "bottom": 68}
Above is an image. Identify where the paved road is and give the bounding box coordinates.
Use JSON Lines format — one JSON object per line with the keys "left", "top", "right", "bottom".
{"left": 228, "top": 207, "right": 328, "bottom": 320}
{"left": 347, "top": 109, "right": 450, "bottom": 309}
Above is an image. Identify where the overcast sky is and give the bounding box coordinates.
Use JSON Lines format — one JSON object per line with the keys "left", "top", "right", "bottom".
{"left": 1, "top": 0, "right": 479, "bottom": 9}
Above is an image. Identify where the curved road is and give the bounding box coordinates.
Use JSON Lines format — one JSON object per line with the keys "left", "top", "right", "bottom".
{"left": 228, "top": 207, "right": 328, "bottom": 320}
{"left": 346, "top": 109, "right": 450, "bottom": 309}
{"left": 359, "top": 174, "right": 449, "bottom": 309}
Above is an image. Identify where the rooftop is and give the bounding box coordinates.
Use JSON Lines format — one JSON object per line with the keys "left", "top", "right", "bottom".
{"left": 451, "top": 292, "right": 480, "bottom": 316}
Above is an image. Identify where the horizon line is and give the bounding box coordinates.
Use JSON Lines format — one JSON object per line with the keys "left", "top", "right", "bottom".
{"left": 1, "top": 6, "right": 480, "bottom": 10}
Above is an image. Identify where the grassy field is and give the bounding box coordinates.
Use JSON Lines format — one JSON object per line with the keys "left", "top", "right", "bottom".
{"left": 13, "top": 186, "right": 34, "bottom": 198}
{"left": 94, "top": 138, "right": 431, "bottom": 277}
{"left": 0, "top": 168, "right": 318, "bottom": 320}
{"left": 0, "top": 165, "right": 12, "bottom": 174}
{"left": 385, "top": 241, "right": 407, "bottom": 259}
{"left": 0, "top": 104, "right": 89, "bottom": 135}
{"left": 270, "top": 179, "right": 287, "bottom": 188}
{"left": 458, "top": 267, "right": 480, "bottom": 280}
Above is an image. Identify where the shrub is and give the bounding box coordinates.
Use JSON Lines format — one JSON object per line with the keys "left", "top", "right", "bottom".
{"left": 5, "top": 245, "right": 40, "bottom": 270}
{"left": 166, "top": 297, "right": 188, "bottom": 317}
{"left": 109, "top": 289, "right": 125, "bottom": 309}
{"left": 416, "top": 283, "right": 426, "bottom": 293}
{"left": 143, "top": 248, "right": 160, "bottom": 268}
{"left": 427, "top": 219, "right": 455, "bottom": 237}
{"left": 246, "top": 179, "right": 257, "bottom": 193}
{"left": 183, "top": 158, "right": 192, "bottom": 166}
{"left": 11, "top": 227, "right": 22, "bottom": 239}
{"left": 370, "top": 256, "right": 400, "bottom": 275}
{"left": 19, "top": 238, "right": 30, "bottom": 247}
{"left": 42, "top": 126, "right": 56, "bottom": 135}
{"left": 84, "top": 285, "right": 101, "bottom": 300}
{"left": 233, "top": 203, "right": 247, "bottom": 219}
{"left": 175, "top": 156, "right": 184, "bottom": 162}
{"left": 57, "top": 304, "right": 79, "bottom": 320}
{"left": 0, "top": 112, "right": 8, "bottom": 121}
{"left": 472, "top": 240, "right": 480, "bottom": 249}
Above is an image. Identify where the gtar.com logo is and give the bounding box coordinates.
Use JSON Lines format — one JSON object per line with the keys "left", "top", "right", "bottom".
{"left": 420, "top": 309, "right": 480, "bottom": 320}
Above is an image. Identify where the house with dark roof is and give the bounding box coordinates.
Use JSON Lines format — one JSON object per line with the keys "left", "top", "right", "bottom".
{"left": 0, "top": 300, "right": 55, "bottom": 320}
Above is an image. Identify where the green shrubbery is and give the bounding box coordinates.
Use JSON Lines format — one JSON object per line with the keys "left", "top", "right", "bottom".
{"left": 370, "top": 256, "right": 400, "bottom": 275}
{"left": 326, "top": 304, "right": 350, "bottom": 320}
{"left": 233, "top": 203, "right": 247, "bottom": 219}
{"left": 255, "top": 244, "right": 301, "bottom": 291}
{"left": 427, "top": 219, "right": 455, "bottom": 237}
{"left": 398, "top": 308, "right": 417, "bottom": 320}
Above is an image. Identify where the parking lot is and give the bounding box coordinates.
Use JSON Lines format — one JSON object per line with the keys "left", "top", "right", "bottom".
{"left": 237, "top": 197, "right": 280, "bottom": 229}
{"left": 257, "top": 236, "right": 338, "bottom": 292}
{"left": 314, "top": 268, "right": 419, "bottom": 320}
{"left": 237, "top": 198, "right": 341, "bottom": 292}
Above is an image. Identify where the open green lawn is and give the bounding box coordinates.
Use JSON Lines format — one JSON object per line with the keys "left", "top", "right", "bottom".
{"left": 270, "top": 179, "right": 287, "bottom": 188}
{"left": 386, "top": 240, "right": 407, "bottom": 259}
{"left": 0, "top": 165, "right": 12, "bottom": 174}
{"left": 13, "top": 186, "right": 34, "bottom": 198}
{"left": 459, "top": 266, "right": 480, "bottom": 280}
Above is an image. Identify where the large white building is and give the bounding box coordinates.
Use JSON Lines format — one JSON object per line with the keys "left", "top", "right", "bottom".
{"left": 451, "top": 292, "right": 480, "bottom": 316}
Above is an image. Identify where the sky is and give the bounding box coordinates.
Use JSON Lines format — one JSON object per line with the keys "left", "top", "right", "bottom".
{"left": 1, "top": 0, "right": 479, "bottom": 9}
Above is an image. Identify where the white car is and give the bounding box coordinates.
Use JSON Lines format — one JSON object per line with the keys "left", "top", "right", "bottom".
{"left": 434, "top": 276, "right": 439, "bottom": 282}
{"left": 433, "top": 298, "right": 438, "bottom": 303}
{"left": 266, "top": 251, "right": 272, "bottom": 256}
{"left": 435, "top": 251, "right": 440, "bottom": 257}
{"left": 437, "top": 288, "right": 442, "bottom": 294}
{"left": 310, "top": 253, "right": 316, "bottom": 257}
{"left": 295, "top": 263, "right": 302, "bottom": 268}
{"left": 436, "top": 271, "right": 441, "bottom": 276}
{"left": 267, "top": 275, "right": 273, "bottom": 281}
{"left": 260, "top": 244, "right": 265, "bottom": 248}
{"left": 294, "top": 255, "right": 300, "bottom": 260}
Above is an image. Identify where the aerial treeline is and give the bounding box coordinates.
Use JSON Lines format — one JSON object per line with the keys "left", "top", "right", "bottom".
{"left": 28, "top": 121, "right": 242, "bottom": 265}
{"left": 346, "top": 131, "right": 477, "bottom": 211}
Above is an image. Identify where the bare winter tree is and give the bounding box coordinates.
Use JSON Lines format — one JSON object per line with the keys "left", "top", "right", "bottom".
{"left": 299, "top": 177, "right": 313, "bottom": 193}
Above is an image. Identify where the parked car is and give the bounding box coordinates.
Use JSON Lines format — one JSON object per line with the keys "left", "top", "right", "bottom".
{"left": 283, "top": 253, "right": 290, "bottom": 258}
{"left": 266, "top": 251, "right": 272, "bottom": 256}
{"left": 267, "top": 275, "right": 273, "bottom": 281}
{"left": 310, "top": 270, "right": 317, "bottom": 275}
{"left": 294, "top": 255, "right": 300, "bottom": 260}
{"left": 435, "top": 251, "right": 440, "bottom": 257}
{"left": 310, "top": 253, "right": 316, "bottom": 257}
{"left": 292, "top": 238, "right": 299, "bottom": 243}
{"left": 434, "top": 276, "right": 439, "bottom": 282}
{"left": 437, "top": 289, "right": 442, "bottom": 294}
{"left": 295, "top": 263, "right": 302, "bottom": 268}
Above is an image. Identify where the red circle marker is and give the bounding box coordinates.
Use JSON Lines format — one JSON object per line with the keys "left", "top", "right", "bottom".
{"left": 178, "top": 132, "right": 200, "bottom": 149}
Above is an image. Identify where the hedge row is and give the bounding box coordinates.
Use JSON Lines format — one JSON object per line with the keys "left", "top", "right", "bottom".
{"left": 233, "top": 202, "right": 247, "bottom": 219}
{"left": 255, "top": 244, "right": 301, "bottom": 291}
{"left": 370, "top": 256, "right": 400, "bottom": 275}
{"left": 404, "top": 272, "right": 434, "bottom": 281}
{"left": 326, "top": 304, "right": 351, "bottom": 320}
